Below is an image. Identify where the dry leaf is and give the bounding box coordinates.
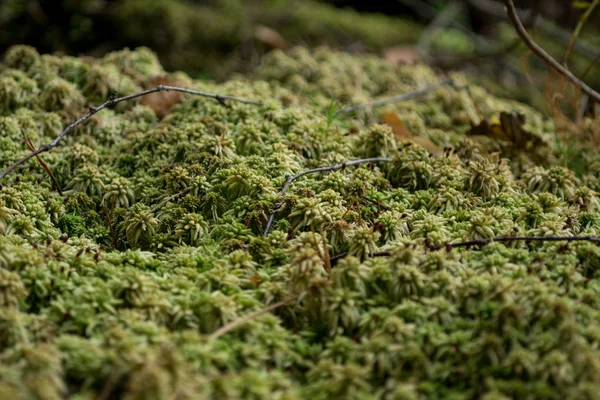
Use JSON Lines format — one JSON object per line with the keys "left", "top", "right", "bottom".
{"left": 254, "top": 25, "right": 286, "bottom": 49}
{"left": 467, "top": 111, "right": 543, "bottom": 150}
{"left": 381, "top": 111, "right": 443, "bottom": 155}
{"left": 381, "top": 111, "right": 412, "bottom": 139}
{"left": 383, "top": 46, "right": 419, "bottom": 65}
{"left": 140, "top": 76, "right": 184, "bottom": 117}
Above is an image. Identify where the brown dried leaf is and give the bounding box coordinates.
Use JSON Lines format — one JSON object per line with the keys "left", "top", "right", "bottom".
{"left": 381, "top": 111, "right": 443, "bottom": 155}
{"left": 383, "top": 46, "right": 420, "bottom": 65}
{"left": 381, "top": 111, "right": 412, "bottom": 139}
{"left": 254, "top": 25, "right": 286, "bottom": 49}
{"left": 467, "top": 111, "right": 540, "bottom": 149}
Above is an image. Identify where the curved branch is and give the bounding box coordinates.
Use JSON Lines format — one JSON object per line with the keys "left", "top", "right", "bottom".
{"left": 503, "top": 0, "right": 600, "bottom": 104}
{"left": 0, "top": 85, "right": 261, "bottom": 182}
{"left": 337, "top": 80, "right": 453, "bottom": 114}
{"left": 263, "top": 157, "right": 392, "bottom": 236}
{"left": 330, "top": 235, "right": 600, "bottom": 266}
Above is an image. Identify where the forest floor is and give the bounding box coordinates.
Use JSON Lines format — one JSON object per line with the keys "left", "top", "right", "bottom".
{"left": 1, "top": 17, "right": 600, "bottom": 398}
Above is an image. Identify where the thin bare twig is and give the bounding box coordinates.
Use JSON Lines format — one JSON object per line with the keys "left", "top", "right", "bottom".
{"left": 24, "top": 137, "right": 63, "bottom": 196}
{"left": 581, "top": 52, "right": 600, "bottom": 80}
{"left": 468, "top": 0, "right": 600, "bottom": 60}
{"left": 330, "top": 235, "right": 600, "bottom": 266}
{"left": 439, "top": 235, "right": 600, "bottom": 249}
{"left": 263, "top": 157, "right": 392, "bottom": 236}
{"left": 150, "top": 187, "right": 194, "bottom": 214}
{"left": 336, "top": 79, "right": 454, "bottom": 115}
{"left": 0, "top": 85, "right": 261, "bottom": 182}
{"left": 208, "top": 298, "right": 293, "bottom": 341}
{"left": 503, "top": 0, "right": 600, "bottom": 103}
{"left": 563, "top": 0, "right": 600, "bottom": 66}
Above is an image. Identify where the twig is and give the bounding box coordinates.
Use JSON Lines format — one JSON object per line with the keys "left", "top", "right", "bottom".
{"left": 581, "top": 52, "right": 600, "bottom": 80}
{"left": 503, "top": 0, "right": 600, "bottom": 104}
{"left": 262, "top": 157, "right": 392, "bottom": 236}
{"left": 150, "top": 187, "right": 194, "bottom": 214}
{"left": 468, "top": 0, "right": 600, "bottom": 60}
{"left": 562, "top": 0, "right": 599, "bottom": 66}
{"left": 441, "top": 235, "right": 600, "bottom": 249}
{"left": 207, "top": 298, "right": 293, "bottom": 341}
{"left": 336, "top": 79, "right": 454, "bottom": 115}
{"left": 24, "top": 138, "right": 63, "bottom": 196}
{"left": 0, "top": 85, "right": 261, "bottom": 182}
{"left": 330, "top": 235, "right": 600, "bottom": 265}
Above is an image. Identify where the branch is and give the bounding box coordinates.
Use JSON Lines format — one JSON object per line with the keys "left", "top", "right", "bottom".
{"left": 503, "top": 0, "right": 600, "bottom": 103}
{"left": 336, "top": 79, "right": 454, "bottom": 115}
{"left": 563, "top": 0, "right": 600, "bottom": 66}
{"left": 581, "top": 51, "right": 600, "bottom": 80}
{"left": 263, "top": 157, "right": 392, "bottom": 237}
{"left": 0, "top": 85, "right": 261, "bottom": 182}
{"left": 25, "top": 137, "right": 63, "bottom": 196}
{"left": 468, "top": 0, "right": 600, "bottom": 60}
{"left": 207, "top": 298, "right": 293, "bottom": 341}
{"left": 440, "top": 235, "right": 600, "bottom": 249}
{"left": 330, "top": 235, "right": 600, "bottom": 266}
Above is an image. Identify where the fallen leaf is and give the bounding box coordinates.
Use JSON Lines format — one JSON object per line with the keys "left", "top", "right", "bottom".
{"left": 140, "top": 76, "right": 185, "bottom": 117}
{"left": 467, "top": 111, "right": 544, "bottom": 150}
{"left": 254, "top": 25, "right": 286, "bottom": 49}
{"left": 381, "top": 111, "right": 443, "bottom": 156}
{"left": 381, "top": 111, "right": 412, "bottom": 139}
{"left": 383, "top": 46, "right": 419, "bottom": 65}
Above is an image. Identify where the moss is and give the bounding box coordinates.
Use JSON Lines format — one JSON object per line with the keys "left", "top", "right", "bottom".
{"left": 1, "top": 45, "right": 600, "bottom": 398}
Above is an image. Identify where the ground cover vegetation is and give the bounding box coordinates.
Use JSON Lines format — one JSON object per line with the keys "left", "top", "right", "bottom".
{"left": 1, "top": 35, "right": 600, "bottom": 399}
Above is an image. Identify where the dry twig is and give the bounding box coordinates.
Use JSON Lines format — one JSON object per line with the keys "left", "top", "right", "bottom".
{"left": 24, "top": 137, "right": 63, "bottom": 196}
{"left": 337, "top": 79, "right": 453, "bottom": 114}
{"left": 330, "top": 235, "right": 600, "bottom": 266}
{"left": 469, "top": 0, "right": 600, "bottom": 60}
{"left": 563, "top": 0, "right": 600, "bottom": 66}
{"left": 263, "top": 157, "right": 392, "bottom": 236}
{"left": 502, "top": 0, "right": 600, "bottom": 103}
{"left": 0, "top": 86, "right": 261, "bottom": 182}
{"left": 208, "top": 299, "right": 293, "bottom": 341}
{"left": 581, "top": 52, "right": 600, "bottom": 80}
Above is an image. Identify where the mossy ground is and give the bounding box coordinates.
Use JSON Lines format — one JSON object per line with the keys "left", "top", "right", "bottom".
{"left": 2, "top": 45, "right": 600, "bottom": 399}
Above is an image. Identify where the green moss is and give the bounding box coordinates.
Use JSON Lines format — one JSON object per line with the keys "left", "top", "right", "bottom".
{"left": 1, "top": 45, "right": 600, "bottom": 398}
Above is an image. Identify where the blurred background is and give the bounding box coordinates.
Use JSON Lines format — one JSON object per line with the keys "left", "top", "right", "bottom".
{"left": 1, "top": 0, "right": 599, "bottom": 109}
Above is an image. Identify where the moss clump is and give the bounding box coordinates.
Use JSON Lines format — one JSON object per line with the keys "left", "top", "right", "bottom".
{"left": 1, "top": 45, "right": 600, "bottom": 398}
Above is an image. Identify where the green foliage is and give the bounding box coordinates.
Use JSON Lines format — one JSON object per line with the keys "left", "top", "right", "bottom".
{"left": 1, "top": 45, "right": 600, "bottom": 399}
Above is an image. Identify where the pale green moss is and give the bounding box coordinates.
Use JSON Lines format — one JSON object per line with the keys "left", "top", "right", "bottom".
{"left": 0, "top": 45, "right": 599, "bottom": 399}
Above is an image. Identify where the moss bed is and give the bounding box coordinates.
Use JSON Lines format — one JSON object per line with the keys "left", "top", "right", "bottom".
{"left": 2, "top": 45, "right": 600, "bottom": 399}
